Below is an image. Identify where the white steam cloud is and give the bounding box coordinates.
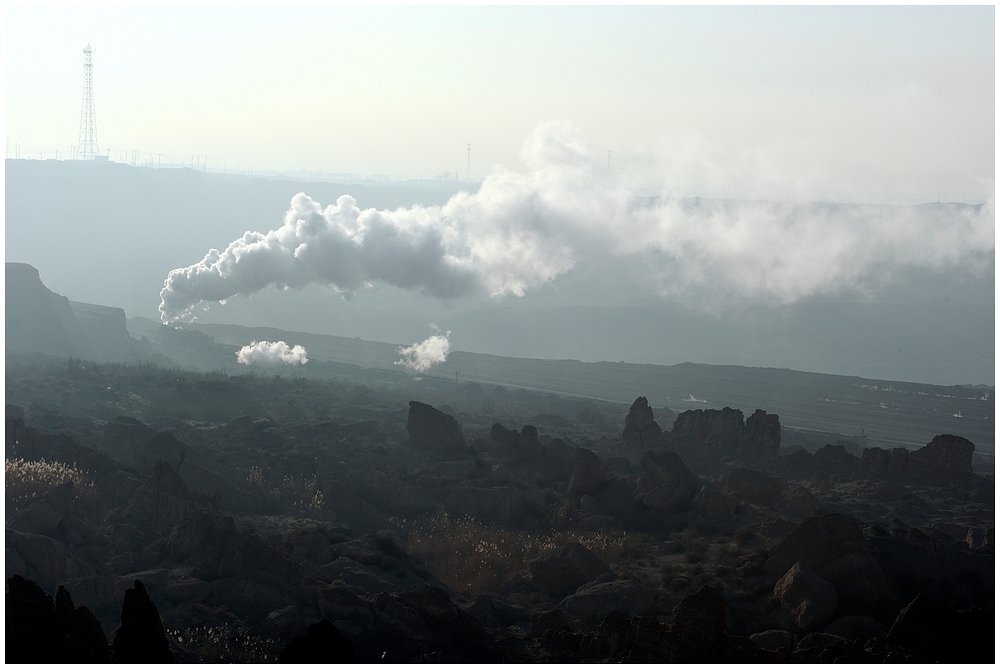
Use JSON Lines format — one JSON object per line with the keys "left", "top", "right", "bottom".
{"left": 159, "top": 122, "right": 994, "bottom": 323}
{"left": 395, "top": 328, "right": 451, "bottom": 372}
{"left": 236, "top": 340, "right": 308, "bottom": 366}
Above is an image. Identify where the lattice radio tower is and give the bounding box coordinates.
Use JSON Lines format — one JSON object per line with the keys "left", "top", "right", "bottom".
{"left": 77, "top": 44, "right": 100, "bottom": 160}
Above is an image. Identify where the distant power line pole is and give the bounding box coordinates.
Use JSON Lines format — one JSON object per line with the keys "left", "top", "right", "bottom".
{"left": 77, "top": 44, "right": 100, "bottom": 160}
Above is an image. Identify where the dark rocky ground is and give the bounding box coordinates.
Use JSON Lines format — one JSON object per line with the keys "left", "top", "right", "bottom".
{"left": 5, "top": 354, "right": 994, "bottom": 662}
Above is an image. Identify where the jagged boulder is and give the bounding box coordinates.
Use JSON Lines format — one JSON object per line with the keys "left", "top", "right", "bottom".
{"left": 765, "top": 514, "right": 895, "bottom": 620}
{"left": 773, "top": 561, "right": 839, "bottom": 632}
{"left": 772, "top": 485, "right": 823, "bottom": 519}
{"left": 693, "top": 487, "right": 739, "bottom": 520}
{"left": 489, "top": 423, "right": 519, "bottom": 450}
{"left": 560, "top": 577, "right": 655, "bottom": 628}
{"left": 128, "top": 460, "right": 201, "bottom": 531}
{"left": 639, "top": 450, "right": 701, "bottom": 512}
{"left": 528, "top": 543, "right": 614, "bottom": 597}
{"left": 98, "top": 416, "right": 157, "bottom": 465}
{"left": 672, "top": 585, "right": 727, "bottom": 652}
{"left": 568, "top": 447, "right": 605, "bottom": 496}
{"left": 137, "top": 431, "right": 187, "bottom": 474}
{"left": 406, "top": 401, "right": 467, "bottom": 452}
{"left": 640, "top": 450, "right": 701, "bottom": 492}
{"left": 278, "top": 618, "right": 359, "bottom": 663}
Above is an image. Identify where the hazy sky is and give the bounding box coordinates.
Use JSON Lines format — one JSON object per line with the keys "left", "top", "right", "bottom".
{"left": 5, "top": 5, "right": 994, "bottom": 202}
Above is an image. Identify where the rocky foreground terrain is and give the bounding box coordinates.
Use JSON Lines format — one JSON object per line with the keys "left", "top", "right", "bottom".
{"left": 5, "top": 355, "right": 995, "bottom": 662}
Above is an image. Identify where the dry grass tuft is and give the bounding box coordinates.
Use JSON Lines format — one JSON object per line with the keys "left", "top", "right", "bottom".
{"left": 400, "top": 514, "right": 643, "bottom": 596}
{"left": 5, "top": 457, "right": 92, "bottom": 516}
{"left": 166, "top": 623, "right": 278, "bottom": 663}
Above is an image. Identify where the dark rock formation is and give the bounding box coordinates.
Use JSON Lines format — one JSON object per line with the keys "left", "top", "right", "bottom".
{"left": 407, "top": 401, "right": 467, "bottom": 452}
{"left": 640, "top": 450, "right": 702, "bottom": 513}
{"left": 671, "top": 407, "right": 781, "bottom": 461}
{"left": 560, "top": 577, "right": 655, "bottom": 628}
{"left": 765, "top": 514, "right": 896, "bottom": 620}
{"left": 568, "top": 447, "right": 605, "bottom": 496}
{"left": 672, "top": 585, "right": 727, "bottom": 652}
{"left": 489, "top": 423, "right": 519, "bottom": 450}
{"left": 98, "top": 416, "right": 157, "bottom": 466}
{"left": 528, "top": 543, "right": 614, "bottom": 597}
{"left": 741, "top": 409, "right": 781, "bottom": 459}
{"left": 910, "top": 434, "right": 975, "bottom": 475}
{"left": 6, "top": 575, "right": 111, "bottom": 662}
{"left": 139, "top": 432, "right": 187, "bottom": 474}
{"left": 772, "top": 484, "right": 823, "bottom": 519}
{"left": 621, "top": 397, "right": 664, "bottom": 452}
{"left": 279, "top": 618, "right": 360, "bottom": 663}
{"left": 111, "top": 579, "right": 174, "bottom": 663}
{"left": 640, "top": 450, "right": 701, "bottom": 492}
{"left": 692, "top": 486, "right": 739, "bottom": 520}
{"left": 869, "top": 518, "right": 994, "bottom": 611}
{"left": 724, "top": 467, "right": 787, "bottom": 506}
{"left": 773, "top": 561, "right": 839, "bottom": 632}
{"left": 517, "top": 425, "right": 541, "bottom": 451}
{"left": 672, "top": 407, "right": 745, "bottom": 450}
{"left": 814, "top": 443, "right": 859, "bottom": 466}
{"left": 886, "top": 594, "right": 994, "bottom": 663}
{"left": 863, "top": 434, "right": 978, "bottom": 485}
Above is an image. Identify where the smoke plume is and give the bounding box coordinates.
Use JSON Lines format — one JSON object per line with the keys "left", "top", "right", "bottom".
{"left": 395, "top": 328, "right": 451, "bottom": 372}
{"left": 159, "top": 122, "right": 994, "bottom": 323}
{"left": 236, "top": 340, "right": 308, "bottom": 366}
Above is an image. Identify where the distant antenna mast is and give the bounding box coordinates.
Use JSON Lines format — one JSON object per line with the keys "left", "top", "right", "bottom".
{"left": 77, "top": 44, "right": 99, "bottom": 160}
{"left": 466, "top": 143, "right": 471, "bottom": 181}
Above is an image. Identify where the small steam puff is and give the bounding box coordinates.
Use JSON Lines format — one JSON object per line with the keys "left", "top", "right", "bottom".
{"left": 159, "top": 122, "right": 994, "bottom": 323}
{"left": 236, "top": 340, "right": 308, "bottom": 366}
{"left": 395, "top": 330, "right": 451, "bottom": 372}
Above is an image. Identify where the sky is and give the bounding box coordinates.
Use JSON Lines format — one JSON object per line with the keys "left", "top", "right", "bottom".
{"left": 5, "top": 5, "right": 995, "bottom": 202}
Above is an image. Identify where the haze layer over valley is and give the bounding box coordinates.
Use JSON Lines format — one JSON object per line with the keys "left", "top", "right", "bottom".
{"left": 6, "top": 157, "right": 994, "bottom": 387}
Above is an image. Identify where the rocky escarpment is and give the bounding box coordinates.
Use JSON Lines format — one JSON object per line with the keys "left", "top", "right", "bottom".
{"left": 5, "top": 262, "right": 163, "bottom": 364}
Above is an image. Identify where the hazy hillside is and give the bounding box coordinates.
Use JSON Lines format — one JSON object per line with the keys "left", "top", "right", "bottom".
{"left": 131, "top": 318, "right": 995, "bottom": 455}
